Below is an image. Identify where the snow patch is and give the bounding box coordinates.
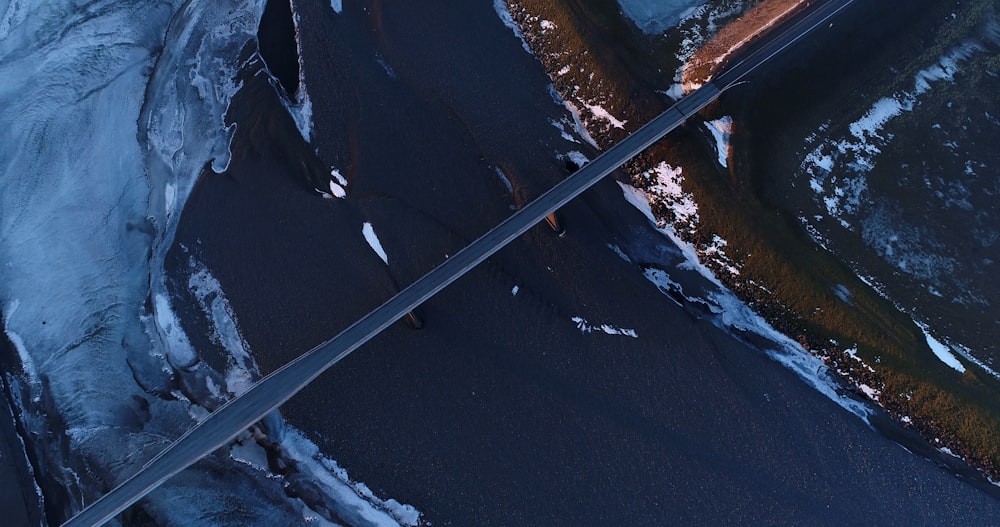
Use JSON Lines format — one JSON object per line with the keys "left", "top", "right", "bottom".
{"left": 571, "top": 316, "right": 638, "bottom": 338}
{"left": 584, "top": 103, "right": 627, "bottom": 130}
{"left": 552, "top": 89, "right": 600, "bottom": 149}
{"left": 618, "top": 183, "right": 872, "bottom": 422}
{"left": 187, "top": 258, "right": 260, "bottom": 396}
{"left": 704, "top": 116, "right": 732, "bottom": 168}
{"left": 362, "top": 222, "right": 389, "bottom": 265}
{"left": 493, "top": 0, "right": 532, "bottom": 54}
{"left": 285, "top": 3, "right": 314, "bottom": 143}
{"left": 279, "top": 428, "right": 421, "bottom": 526}
{"left": 916, "top": 322, "right": 965, "bottom": 373}
{"left": 319, "top": 167, "right": 348, "bottom": 199}
{"left": 563, "top": 150, "right": 590, "bottom": 168}
{"left": 617, "top": 0, "right": 708, "bottom": 34}
{"left": 801, "top": 40, "right": 984, "bottom": 228}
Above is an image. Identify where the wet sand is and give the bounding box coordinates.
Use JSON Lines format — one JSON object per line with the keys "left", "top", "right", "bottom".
{"left": 168, "top": 1, "right": 1000, "bottom": 525}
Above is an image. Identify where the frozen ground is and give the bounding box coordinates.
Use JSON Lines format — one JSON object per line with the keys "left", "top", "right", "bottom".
{"left": 794, "top": 17, "right": 1000, "bottom": 361}
{"left": 617, "top": 0, "right": 709, "bottom": 34}
{"left": 0, "top": 1, "right": 417, "bottom": 523}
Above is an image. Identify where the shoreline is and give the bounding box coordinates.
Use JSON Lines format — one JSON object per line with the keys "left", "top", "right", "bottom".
{"left": 0, "top": 376, "right": 39, "bottom": 526}
{"left": 137, "top": 0, "right": 1000, "bottom": 524}
{"left": 505, "top": 0, "right": 1000, "bottom": 487}
{"left": 170, "top": 0, "right": 1000, "bottom": 523}
{"left": 682, "top": 0, "right": 813, "bottom": 90}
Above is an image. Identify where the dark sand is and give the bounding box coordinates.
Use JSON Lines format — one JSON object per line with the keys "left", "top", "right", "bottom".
{"left": 0, "top": 385, "right": 37, "bottom": 525}
{"left": 167, "top": 1, "right": 1000, "bottom": 525}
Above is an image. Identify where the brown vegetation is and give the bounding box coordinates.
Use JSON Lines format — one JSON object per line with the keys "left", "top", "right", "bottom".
{"left": 682, "top": 0, "right": 810, "bottom": 90}
{"left": 508, "top": 0, "right": 1000, "bottom": 482}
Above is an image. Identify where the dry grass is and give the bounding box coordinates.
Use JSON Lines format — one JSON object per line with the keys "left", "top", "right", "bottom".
{"left": 682, "top": 0, "right": 809, "bottom": 90}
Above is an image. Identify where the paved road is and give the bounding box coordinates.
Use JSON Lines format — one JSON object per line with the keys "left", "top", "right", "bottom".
{"left": 62, "top": 1, "right": 855, "bottom": 525}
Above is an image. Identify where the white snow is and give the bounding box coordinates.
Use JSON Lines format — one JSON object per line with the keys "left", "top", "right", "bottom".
{"left": 616, "top": 0, "right": 708, "bottom": 34}
{"left": 493, "top": 0, "right": 532, "bottom": 54}
{"left": 617, "top": 182, "right": 872, "bottom": 422}
{"left": 362, "top": 222, "right": 389, "bottom": 265}
{"left": 279, "top": 428, "right": 421, "bottom": 526}
{"left": 704, "top": 116, "right": 732, "bottom": 168}
{"left": 801, "top": 39, "right": 986, "bottom": 228}
{"left": 554, "top": 91, "right": 600, "bottom": 149}
{"left": 564, "top": 151, "right": 590, "bottom": 168}
{"left": 0, "top": 1, "right": 419, "bottom": 522}
{"left": 849, "top": 97, "right": 905, "bottom": 141}
{"left": 858, "top": 384, "right": 880, "bottom": 400}
{"left": 330, "top": 167, "right": 348, "bottom": 187}
{"left": 584, "top": 103, "right": 627, "bottom": 130}
{"left": 916, "top": 323, "right": 965, "bottom": 373}
{"left": 642, "top": 161, "right": 699, "bottom": 227}
{"left": 286, "top": 3, "right": 314, "bottom": 143}
{"left": 187, "top": 258, "right": 260, "bottom": 396}
{"left": 328, "top": 179, "right": 346, "bottom": 199}
{"left": 571, "top": 316, "right": 638, "bottom": 338}
{"left": 154, "top": 293, "right": 198, "bottom": 368}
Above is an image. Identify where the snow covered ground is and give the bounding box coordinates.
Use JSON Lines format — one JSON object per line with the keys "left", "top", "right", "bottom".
{"left": 794, "top": 18, "right": 1000, "bottom": 367}
{"left": 0, "top": 1, "right": 417, "bottom": 523}
{"left": 618, "top": 183, "right": 872, "bottom": 422}
{"left": 617, "top": 0, "right": 709, "bottom": 34}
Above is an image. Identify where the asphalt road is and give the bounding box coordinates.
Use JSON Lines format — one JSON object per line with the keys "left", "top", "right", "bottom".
{"left": 62, "top": 1, "right": 859, "bottom": 524}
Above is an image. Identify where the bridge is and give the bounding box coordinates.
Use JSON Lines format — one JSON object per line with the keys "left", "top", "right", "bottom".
{"left": 62, "top": 0, "right": 855, "bottom": 524}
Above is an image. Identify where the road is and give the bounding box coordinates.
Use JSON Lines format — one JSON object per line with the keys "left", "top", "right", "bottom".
{"left": 61, "top": 1, "right": 855, "bottom": 525}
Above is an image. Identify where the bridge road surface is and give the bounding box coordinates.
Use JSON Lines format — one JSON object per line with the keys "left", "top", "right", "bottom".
{"left": 62, "top": 1, "right": 856, "bottom": 525}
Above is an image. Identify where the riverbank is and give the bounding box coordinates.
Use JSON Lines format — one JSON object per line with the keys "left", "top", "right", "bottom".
{"left": 505, "top": 0, "right": 1000, "bottom": 485}
{"left": 0, "top": 377, "right": 39, "bottom": 526}
{"left": 162, "top": 0, "right": 1000, "bottom": 524}
{"left": 682, "top": 0, "right": 812, "bottom": 90}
